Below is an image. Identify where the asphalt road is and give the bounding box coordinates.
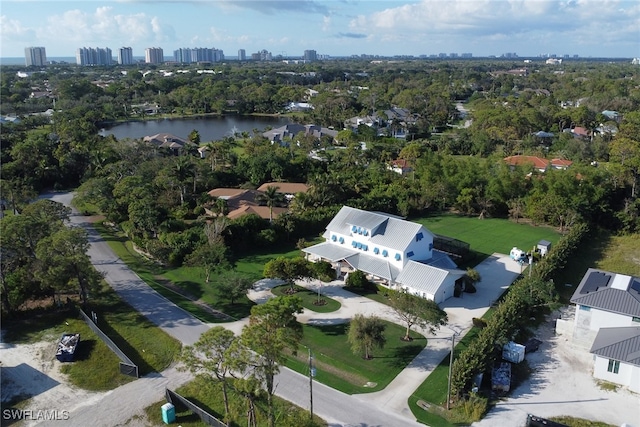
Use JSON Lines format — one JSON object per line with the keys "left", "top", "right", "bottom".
{"left": 46, "top": 192, "right": 422, "bottom": 427}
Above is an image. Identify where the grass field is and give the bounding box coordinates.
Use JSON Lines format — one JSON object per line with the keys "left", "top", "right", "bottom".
{"left": 271, "top": 284, "right": 341, "bottom": 313}
{"left": 414, "top": 214, "right": 560, "bottom": 267}
{"left": 408, "top": 229, "right": 640, "bottom": 425}
{"left": 93, "top": 222, "right": 303, "bottom": 322}
{"left": 286, "top": 321, "right": 425, "bottom": 395}
{"left": 3, "top": 283, "right": 181, "bottom": 392}
{"left": 144, "top": 375, "right": 326, "bottom": 427}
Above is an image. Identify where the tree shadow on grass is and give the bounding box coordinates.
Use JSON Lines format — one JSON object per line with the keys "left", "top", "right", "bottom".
{"left": 308, "top": 323, "right": 348, "bottom": 336}
{"left": 90, "top": 316, "right": 154, "bottom": 376}
{"left": 381, "top": 344, "right": 424, "bottom": 368}
{"left": 72, "top": 338, "right": 96, "bottom": 361}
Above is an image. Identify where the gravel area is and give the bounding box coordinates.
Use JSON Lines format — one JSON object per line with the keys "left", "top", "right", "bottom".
{"left": 472, "top": 311, "right": 640, "bottom": 427}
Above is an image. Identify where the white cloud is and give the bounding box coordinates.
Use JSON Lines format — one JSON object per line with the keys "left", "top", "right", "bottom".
{"left": 0, "top": 15, "right": 36, "bottom": 41}
{"left": 322, "top": 15, "right": 331, "bottom": 32}
{"left": 348, "top": 0, "right": 640, "bottom": 54}
{"left": 38, "top": 7, "right": 175, "bottom": 47}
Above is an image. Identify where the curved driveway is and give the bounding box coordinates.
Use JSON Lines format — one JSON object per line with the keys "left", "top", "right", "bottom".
{"left": 47, "top": 193, "right": 427, "bottom": 427}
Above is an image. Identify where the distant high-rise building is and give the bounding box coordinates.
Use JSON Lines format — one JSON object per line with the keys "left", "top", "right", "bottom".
{"left": 76, "top": 47, "right": 112, "bottom": 66}
{"left": 252, "top": 49, "right": 272, "bottom": 61}
{"left": 461, "top": 53, "right": 473, "bottom": 58}
{"left": 145, "top": 47, "right": 164, "bottom": 64}
{"left": 238, "top": 49, "right": 246, "bottom": 61}
{"left": 25, "top": 47, "right": 47, "bottom": 66}
{"left": 304, "top": 49, "right": 317, "bottom": 61}
{"left": 173, "top": 47, "right": 224, "bottom": 63}
{"left": 118, "top": 47, "right": 134, "bottom": 65}
{"left": 174, "top": 48, "right": 193, "bottom": 63}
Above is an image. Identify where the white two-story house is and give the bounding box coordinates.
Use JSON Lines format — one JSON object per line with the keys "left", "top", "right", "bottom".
{"left": 302, "top": 206, "right": 466, "bottom": 304}
{"left": 568, "top": 268, "right": 640, "bottom": 392}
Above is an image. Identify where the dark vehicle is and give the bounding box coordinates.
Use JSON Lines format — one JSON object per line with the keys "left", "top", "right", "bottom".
{"left": 527, "top": 414, "right": 568, "bottom": 426}
{"left": 524, "top": 338, "right": 542, "bottom": 353}
{"left": 56, "top": 333, "right": 80, "bottom": 362}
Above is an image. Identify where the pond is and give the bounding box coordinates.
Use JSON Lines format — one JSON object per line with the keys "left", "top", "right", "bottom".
{"left": 99, "top": 115, "right": 291, "bottom": 142}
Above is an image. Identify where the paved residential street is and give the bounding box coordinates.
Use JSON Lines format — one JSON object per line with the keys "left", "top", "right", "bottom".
{"left": 36, "top": 192, "right": 522, "bottom": 427}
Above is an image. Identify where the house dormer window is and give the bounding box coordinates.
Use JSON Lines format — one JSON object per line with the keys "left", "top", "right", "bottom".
{"left": 407, "top": 251, "right": 414, "bottom": 258}
{"left": 395, "top": 253, "right": 401, "bottom": 261}
{"left": 416, "top": 232, "right": 423, "bottom": 242}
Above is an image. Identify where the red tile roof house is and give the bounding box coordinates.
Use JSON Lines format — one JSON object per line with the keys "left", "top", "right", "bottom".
{"left": 503, "top": 155, "right": 573, "bottom": 172}
{"left": 205, "top": 188, "right": 288, "bottom": 220}
{"left": 387, "top": 159, "right": 413, "bottom": 176}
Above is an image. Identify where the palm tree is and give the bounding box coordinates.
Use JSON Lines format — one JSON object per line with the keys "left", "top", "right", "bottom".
{"left": 256, "top": 185, "right": 284, "bottom": 222}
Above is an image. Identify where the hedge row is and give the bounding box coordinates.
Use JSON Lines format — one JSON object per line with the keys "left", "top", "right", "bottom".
{"left": 450, "top": 222, "right": 590, "bottom": 398}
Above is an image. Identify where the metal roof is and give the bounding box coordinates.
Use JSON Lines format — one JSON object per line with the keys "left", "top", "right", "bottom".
{"left": 571, "top": 268, "right": 640, "bottom": 318}
{"left": 590, "top": 327, "right": 640, "bottom": 367}
{"left": 325, "top": 206, "right": 433, "bottom": 252}
{"left": 395, "top": 261, "right": 465, "bottom": 295}
{"left": 344, "top": 253, "right": 400, "bottom": 282}
{"left": 424, "top": 250, "right": 459, "bottom": 269}
{"left": 302, "top": 242, "right": 357, "bottom": 262}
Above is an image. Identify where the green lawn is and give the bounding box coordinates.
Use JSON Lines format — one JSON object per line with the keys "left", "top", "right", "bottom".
{"left": 407, "top": 309, "right": 501, "bottom": 426}
{"left": 414, "top": 214, "right": 560, "bottom": 267}
{"left": 271, "top": 284, "right": 341, "bottom": 313}
{"left": 550, "top": 229, "right": 640, "bottom": 302}
{"left": 286, "top": 321, "right": 425, "bottom": 394}
{"left": 3, "top": 284, "right": 181, "bottom": 393}
{"left": 144, "top": 375, "right": 326, "bottom": 427}
{"left": 93, "top": 222, "right": 301, "bottom": 322}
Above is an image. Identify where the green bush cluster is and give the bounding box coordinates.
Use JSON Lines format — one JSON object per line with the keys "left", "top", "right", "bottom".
{"left": 345, "top": 270, "right": 376, "bottom": 290}
{"left": 450, "top": 222, "right": 590, "bottom": 399}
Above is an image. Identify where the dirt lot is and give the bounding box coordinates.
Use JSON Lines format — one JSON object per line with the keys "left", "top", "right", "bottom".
{"left": 0, "top": 333, "right": 106, "bottom": 426}
{"left": 472, "top": 309, "right": 640, "bottom": 427}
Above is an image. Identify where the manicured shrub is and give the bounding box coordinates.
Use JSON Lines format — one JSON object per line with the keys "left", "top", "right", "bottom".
{"left": 472, "top": 317, "right": 487, "bottom": 328}
{"left": 311, "top": 261, "right": 335, "bottom": 282}
{"left": 345, "top": 270, "right": 374, "bottom": 290}
{"left": 450, "top": 222, "right": 589, "bottom": 399}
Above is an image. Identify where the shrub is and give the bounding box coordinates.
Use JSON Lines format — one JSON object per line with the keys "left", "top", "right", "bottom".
{"left": 450, "top": 222, "right": 589, "bottom": 399}
{"left": 451, "top": 394, "right": 488, "bottom": 423}
{"left": 311, "top": 261, "right": 335, "bottom": 282}
{"left": 472, "top": 317, "right": 487, "bottom": 328}
{"left": 345, "top": 270, "right": 375, "bottom": 290}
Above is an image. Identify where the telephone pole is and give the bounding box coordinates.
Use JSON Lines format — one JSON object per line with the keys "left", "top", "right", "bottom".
{"left": 309, "top": 348, "right": 314, "bottom": 420}
{"left": 446, "top": 332, "right": 456, "bottom": 410}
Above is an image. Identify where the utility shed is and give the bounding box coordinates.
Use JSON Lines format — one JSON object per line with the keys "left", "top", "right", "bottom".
{"left": 537, "top": 240, "right": 552, "bottom": 257}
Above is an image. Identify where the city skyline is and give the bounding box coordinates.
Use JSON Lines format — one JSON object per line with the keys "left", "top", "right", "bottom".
{"left": 2, "top": 1, "right": 640, "bottom": 59}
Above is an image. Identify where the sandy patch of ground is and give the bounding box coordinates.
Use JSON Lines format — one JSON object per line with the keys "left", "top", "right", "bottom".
{"left": 0, "top": 334, "right": 105, "bottom": 426}
{"left": 472, "top": 310, "right": 640, "bottom": 427}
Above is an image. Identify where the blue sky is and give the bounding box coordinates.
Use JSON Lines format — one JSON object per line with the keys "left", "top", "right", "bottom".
{"left": 1, "top": 0, "right": 639, "bottom": 58}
